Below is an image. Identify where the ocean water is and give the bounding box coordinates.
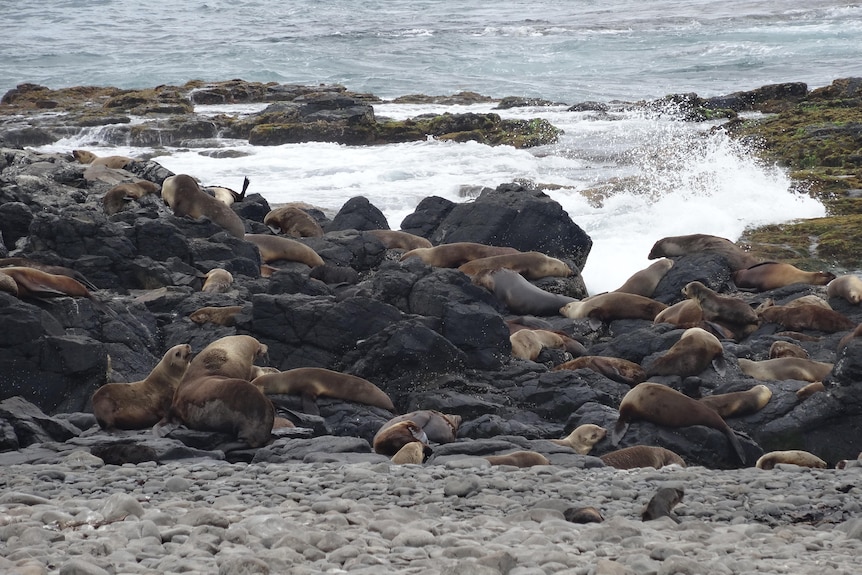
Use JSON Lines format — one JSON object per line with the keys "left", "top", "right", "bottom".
{"left": 8, "top": 1, "right": 862, "bottom": 293}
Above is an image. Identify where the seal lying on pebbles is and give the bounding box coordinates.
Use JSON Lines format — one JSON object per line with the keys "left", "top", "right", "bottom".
{"left": 161, "top": 174, "right": 246, "bottom": 239}
{"left": 563, "top": 507, "right": 604, "bottom": 524}
{"left": 642, "top": 486, "right": 684, "bottom": 523}
{"left": 484, "top": 450, "right": 550, "bottom": 468}
{"left": 756, "top": 450, "right": 827, "bottom": 470}
{"left": 390, "top": 441, "right": 433, "bottom": 464}
{"left": 376, "top": 410, "right": 461, "bottom": 444}
{"left": 251, "top": 367, "right": 395, "bottom": 412}
{"left": 549, "top": 423, "right": 607, "bottom": 454}
{"left": 372, "top": 420, "right": 429, "bottom": 456}
{"left": 600, "top": 445, "right": 686, "bottom": 470}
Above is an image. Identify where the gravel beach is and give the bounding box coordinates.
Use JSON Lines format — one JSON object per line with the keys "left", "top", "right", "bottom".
{"left": 1, "top": 454, "right": 860, "bottom": 575}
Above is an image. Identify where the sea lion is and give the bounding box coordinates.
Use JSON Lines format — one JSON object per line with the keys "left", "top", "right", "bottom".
{"left": 72, "top": 149, "right": 134, "bottom": 169}
{"left": 642, "top": 487, "right": 684, "bottom": 523}
{"left": 553, "top": 355, "right": 646, "bottom": 386}
{"left": 251, "top": 367, "right": 395, "bottom": 411}
{"left": 372, "top": 420, "right": 428, "bottom": 456}
{"left": 161, "top": 174, "right": 246, "bottom": 238}
{"left": 102, "top": 180, "right": 160, "bottom": 215}
{"left": 698, "top": 384, "right": 772, "bottom": 418}
{"left": 563, "top": 507, "right": 604, "bottom": 524}
{"left": 755, "top": 450, "right": 827, "bottom": 470}
{"left": 837, "top": 322, "right": 862, "bottom": 354}
{"left": 91, "top": 344, "right": 192, "bottom": 430}
{"left": 645, "top": 327, "right": 725, "bottom": 378}
{"left": 366, "top": 229, "right": 432, "bottom": 250}
{"left": 559, "top": 292, "right": 667, "bottom": 325}
{"left": 549, "top": 423, "right": 607, "bottom": 454}
{"left": 376, "top": 410, "right": 461, "bottom": 444}
{"left": 737, "top": 357, "right": 833, "bottom": 383}
{"left": 0, "top": 257, "right": 98, "bottom": 291}
{"left": 182, "top": 334, "right": 268, "bottom": 383}
{"left": 783, "top": 294, "right": 832, "bottom": 309}
{"left": 244, "top": 233, "right": 325, "bottom": 268}
{"left": 612, "top": 382, "right": 747, "bottom": 464}
{"left": 796, "top": 381, "right": 826, "bottom": 401}
{"left": 648, "top": 233, "right": 759, "bottom": 271}
{"left": 509, "top": 329, "right": 567, "bottom": 361}
{"left": 484, "top": 450, "right": 550, "bottom": 468}
{"left": 264, "top": 206, "right": 324, "bottom": 237}
{"left": 204, "top": 176, "right": 249, "bottom": 206}
{"left": 614, "top": 258, "right": 674, "bottom": 297}
{"left": 473, "top": 268, "right": 576, "bottom": 316}
{"left": 201, "top": 268, "right": 234, "bottom": 293}
{"left": 189, "top": 305, "right": 244, "bottom": 327}
{"left": 600, "top": 445, "right": 686, "bottom": 470}
{"left": 653, "top": 299, "right": 703, "bottom": 327}
{"left": 400, "top": 242, "right": 520, "bottom": 267}
{"left": 758, "top": 303, "right": 855, "bottom": 333}
{"left": 0, "top": 266, "right": 93, "bottom": 299}
{"left": 827, "top": 274, "right": 862, "bottom": 305}
{"left": 391, "top": 441, "right": 432, "bottom": 464}
{"left": 769, "top": 340, "right": 809, "bottom": 359}
{"left": 682, "top": 281, "right": 759, "bottom": 339}
{"left": 733, "top": 262, "right": 835, "bottom": 292}
{"left": 457, "top": 251, "right": 573, "bottom": 280}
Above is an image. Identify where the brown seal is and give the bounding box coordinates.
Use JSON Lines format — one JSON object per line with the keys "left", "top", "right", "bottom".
{"left": 473, "top": 268, "right": 576, "bottom": 316}
{"left": 769, "top": 340, "right": 809, "bottom": 359}
{"left": 698, "top": 384, "right": 772, "bottom": 418}
{"left": 758, "top": 303, "right": 855, "bottom": 333}
{"left": 796, "top": 381, "right": 826, "bottom": 401}
{"left": 563, "top": 507, "right": 604, "bottom": 524}
{"left": 600, "top": 445, "right": 686, "bottom": 470}
{"left": 0, "top": 257, "right": 98, "bottom": 291}
{"left": 645, "top": 327, "right": 725, "bottom": 378}
{"left": 204, "top": 176, "right": 249, "bottom": 206}
{"left": 738, "top": 357, "right": 833, "bottom": 383}
{"left": 612, "top": 382, "right": 747, "bottom": 464}
{"left": 837, "top": 322, "right": 862, "bottom": 354}
{"left": 72, "top": 149, "right": 134, "bottom": 169}
{"left": 733, "top": 262, "right": 835, "bottom": 292}
{"left": 400, "top": 242, "right": 520, "bottom": 267}
{"left": 391, "top": 441, "right": 432, "bottom": 464}
{"left": 252, "top": 367, "right": 395, "bottom": 411}
{"left": 509, "top": 329, "right": 567, "bottom": 361}
{"left": 653, "top": 299, "right": 703, "bottom": 327}
{"left": 366, "top": 229, "right": 432, "bottom": 250}
{"left": 244, "top": 233, "right": 325, "bottom": 268}
{"left": 458, "top": 251, "right": 573, "bottom": 280}
{"left": 103, "top": 180, "right": 160, "bottom": 215}
{"left": 682, "top": 281, "right": 759, "bottom": 339}
{"left": 559, "top": 292, "right": 668, "bottom": 325}
{"left": 553, "top": 355, "right": 646, "bottom": 386}
{"left": 92, "top": 344, "right": 192, "bottom": 430}
{"left": 161, "top": 174, "right": 246, "bottom": 238}
{"left": 201, "top": 268, "right": 234, "bottom": 293}
{"left": 549, "top": 423, "right": 607, "bottom": 454}
{"left": 376, "top": 410, "right": 461, "bottom": 444}
{"left": 264, "top": 206, "right": 324, "bottom": 237}
{"left": 0, "top": 266, "right": 93, "bottom": 299}
{"left": 614, "top": 258, "right": 674, "bottom": 297}
{"left": 648, "top": 233, "right": 760, "bottom": 271}
{"left": 827, "top": 274, "right": 862, "bottom": 305}
{"left": 484, "top": 450, "right": 550, "bottom": 468}
{"left": 642, "top": 487, "right": 684, "bottom": 523}
{"left": 755, "top": 450, "right": 827, "bottom": 470}
{"left": 189, "top": 305, "right": 244, "bottom": 326}
{"left": 372, "top": 420, "right": 429, "bottom": 456}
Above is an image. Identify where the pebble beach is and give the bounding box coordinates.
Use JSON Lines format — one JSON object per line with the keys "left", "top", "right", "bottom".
{"left": 2, "top": 454, "right": 861, "bottom": 575}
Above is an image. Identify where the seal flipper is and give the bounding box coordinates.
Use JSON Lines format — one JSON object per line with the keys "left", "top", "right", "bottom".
{"left": 239, "top": 176, "right": 250, "bottom": 201}
{"left": 611, "top": 419, "right": 629, "bottom": 446}
{"left": 301, "top": 393, "right": 321, "bottom": 416}
{"left": 725, "top": 428, "right": 747, "bottom": 464}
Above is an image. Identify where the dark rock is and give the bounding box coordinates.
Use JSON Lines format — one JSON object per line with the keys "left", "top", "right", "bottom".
{"left": 325, "top": 196, "right": 390, "bottom": 232}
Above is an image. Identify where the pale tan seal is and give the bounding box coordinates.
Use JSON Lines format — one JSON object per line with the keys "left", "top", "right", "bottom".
{"left": 733, "top": 262, "right": 835, "bottom": 292}
{"left": 244, "top": 233, "right": 325, "bottom": 268}
{"left": 161, "top": 174, "right": 246, "bottom": 238}
{"left": 827, "top": 274, "right": 862, "bottom": 305}
{"left": 473, "top": 268, "right": 576, "bottom": 316}
{"left": 181, "top": 335, "right": 268, "bottom": 383}
{"left": 509, "top": 329, "right": 567, "bottom": 361}
{"left": 738, "top": 357, "right": 833, "bottom": 383}
{"left": 769, "top": 340, "right": 809, "bottom": 359}
{"left": 642, "top": 487, "right": 684, "bottom": 523}
{"left": 458, "top": 251, "right": 573, "bottom": 280}
{"left": 698, "top": 384, "right": 772, "bottom": 418}
{"left": 376, "top": 410, "right": 461, "bottom": 444}
{"left": 796, "top": 381, "right": 826, "bottom": 401}
{"left": 613, "top": 258, "right": 674, "bottom": 297}
{"left": 189, "top": 305, "right": 244, "bottom": 326}
{"left": 72, "top": 149, "right": 134, "bottom": 169}
{"left": 648, "top": 233, "right": 760, "bottom": 271}
{"left": 0, "top": 266, "right": 93, "bottom": 299}
{"left": 372, "top": 420, "right": 428, "bottom": 456}
{"left": 201, "top": 268, "right": 234, "bottom": 293}
{"left": 559, "top": 292, "right": 668, "bottom": 325}
{"left": 758, "top": 303, "right": 855, "bottom": 333}
{"left": 755, "top": 450, "right": 827, "bottom": 470}
{"left": 204, "top": 176, "right": 249, "bottom": 206}
{"left": 653, "top": 299, "right": 703, "bottom": 327}
{"left": 645, "top": 327, "right": 725, "bottom": 378}
{"left": 484, "top": 450, "right": 550, "bottom": 468}
{"left": 553, "top": 355, "right": 646, "bottom": 386}
{"left": 391, "top": 441, "right": 432, "bottom": 464}
{"left": 612, "top": 382, "right": 747, "bottom": 464}
{"left": 366, "top": 229, "right": 432, "bottom": 250}
{"left": 549, "top": 423, "right": 607, "bottom": 454}
{"left": 252, "top": 367, "right": 395, "bottom": 411}
{"left": 264, "top": 206, "right": 324, "bottom": 237}
{"left": 91, "top": 344, "right": 192, "bottom": 430}
{"left": 600, "top": 445, "right": 686, "bottom": 470}
{"left": 0, "top": 273, "right": 18, "bottom": 297}
{"left": 400, "top": 242, "right": 520, "bottom": 267}
{"left": 682, "top": 281, "right": 759, "bottom": 339}
{"left": 783, "top": 294, "right": 832, "bottom": 309}
{"left": 103, "top": 180, "right": 160, "bottom": 215}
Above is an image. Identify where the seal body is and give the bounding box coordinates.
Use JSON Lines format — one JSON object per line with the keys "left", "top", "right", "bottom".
{"left": 391, "top": 441, "right": 432, "bottom": 464}
{"left": 827, "top": 274, "right": 862, "bottom": 305}
{"left": 485, "top": 451, "right": 550, "bottom": 468}
{"left": 189, "top": 305, "right": 244, "bottom": 326}
{"left": 366, "top": 229, "right": 432, "bottom": 250}
{"left": 559, "top": 293, "right": 667, "bottom": 323}
{"left": 264, "top": 206, "right": 324, "bottom": 237}
{"left": 509, "top": 329, "right": 567, "bottom": 361}
{"left": 458, "top": 251, "right": 573, "bottom": 280}
{"left": 698, "top": 384, "right": 772, "bottom": 418}
{"left": 756, "top": 450, "right": 827, "bottom": 470}
{"left": 758, "top": 304, "right": 855, "bottom": 333}
{"left": 653, "top": 299, "right": 703, "bottom": 327}
{"left": 645, "top": 327, "right": 724, "bottom": 378}
{"left": 103, "top": 180, "right": 160, "bottom": 215}
{"left": 161, "top": 174, "right": 246, "bottom": 238}
{"left": 0, "top": 266, "right": 92, "bottom": 299}
{"left": 600, "top": 445, "right": 686, "bottom": 469}
{"left": 549, "top": 423, "right": 607, "bottom": 454}
{"left": 73, "top": 149, "right": 134, "bottom": 169}
{"left": 553, "top": 355, "right": 646, "bottom": 386}
{"left": 252, "top": 367, "right": 395, "bottom": 411}
{"left": 376, "top": 410, "right": 461, "bottom": 444}
{"left": 474, "top": 268, "right": 575, "bottom": 316}
{"left": 201, "top": 268, "right": 233, "bottom": 293}
{"left": 372, "top": 420, "right": 428, "bottom": 456}
{"left": 682, "top": 281, "right": 759, "bottom": 339}
{"left": 733, "top": 262, "right": 835, "bottom": 291}
{"left": 244, "top": 233, "right": 325, "bottom": 268}
{"left": 649, "top": 233, "right": 759, "bottom": 270}
{"left": 769, "top": 340, "right": 809, "bottom": 359}
{"left": 614, "top": 258, "right": 674, "bottom": 297}
{"left": 738, "top": 357, "right": 833, "bottom": 383}
{"left": 400, "top": 242, "right": 520, "bottom": 267}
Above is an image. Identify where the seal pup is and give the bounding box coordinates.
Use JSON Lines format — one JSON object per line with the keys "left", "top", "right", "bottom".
{"left": 613, "top": 382, "right": 747, "bottom": 464}
{"left": 755, "top": 450, "right": 827, "bottom": 470}
{"left": 549, "top": 423, "right": 607, "bottom": 455}
{"left": 509, "top": 329, "right": 568, "bottom": 361}
{"left": 559, "top": 292, "right": 667, "bottom": 326}
{"left": 264, "top": 206, "right": 324, "bottom": 237}
{"left": 251, "top": 367, "right": 395, "bottom": 412}
{"left": 613, "top": 258, "right": 674, "bottom": 298}
{"left": 827, "top": 274, "right": 862, "bottom": 305}
{"left": 698, "top": 384, "right": 772, "bottom": 418}
{"left": 600, "top": 445, "right": 686, "bottom": 470}
{"left": 484, "top": 450, "right": 550, "bottom": 468}
{"left": 91, "top": 344, "right": 192, "bottom": 430}
{"left": 103, "top": 180, "right": 160, "bottom": 215}
{"left": 642, "top": 487, "right": 684, "bottom": 523}
{"left": 769, "top": 340, "right": 809, "bottom": 359}
{"left": 366, "top": 229, "right": 432, "bottom": 251}
{"left": 682, "top": 281, "right": 759, "bottom": 340}
{"left": 161, "top": 174, "right": 246, "bottom": 238}
{"left": 457, "top": 251, "right": 573, "bottom": 280}
{"left": 757, "top": 303, "right": 855, "bottom": 333}
{"left": 645, "top": 327, "right": 725, "bottom": 378}
{"left": 553, "top": 355, "right": 646, "bottom": 386}
{"left": 204, "top": 176, "right": 250, "bottom": 206}
{"left": 376, "top": 411, "right": 461, "bottom": 444}
{"left": 201, "top": 268, "right": 234, "bottom": 293}
{"left": 733, "top": 262, "right": 835, "bottom": 292}
{"left": 400, "top": 242, "right": 520, "bottom": 267}
{"left": 372, "top": 420, "right": 429, "bottom": 456}
{"left": 391, "top": 441, "right": 432, "bottom": 464}
{"left": 648, "top": 233, "right": 759, "bottom": 270}
{"left": 563, "top": 507, "right": 604, "bottom": 524}
{"left": 653, "top": 299, "right": 703, "bottom": 327}
{"left": 474, "top": 268, "right": 575, "bottom": 316}
{"left": 738, "top": 357, "right": 833, "bottom": 383}
{"left": 72, "top": 149, "right": 134, "bottom": 169}
{"left": 244, "top": 233, "right": 325, "bottom": 268}
{"left": 189, "top": 305, "right": 244, "bottom": 327}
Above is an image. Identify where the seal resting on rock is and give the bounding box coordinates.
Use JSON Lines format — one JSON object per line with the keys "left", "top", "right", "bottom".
{"left": 559, "top": 292, "right": 667, "bottom": 326}
{"left": 244, "top": 233, "right": 325, "bottom": 268}
{"left": 755, "top": 450, "right": 827, "bottom": 470}
{"left": 737, "top": 357, "right": 833, "bottom": 383}
{"left": 733, "top": 262, "right": 835, "bottom": 292}
{"left": 204, "top": 176, "right": 249, "bottom": 206}
{"left": 372, "top": 420, "right": 429, "bottom": 456}
{"left": 509, "top": 329, "right": 568, "bottom": 361}
{"left": 400, "top": 242, "right": 520, "bottom": 267}
{"left": 642, "top": 487, "right": 684, "bottom": 523}
{"left": 682, "top": 281, "right": 759, "bottom": 340}
{"left": 264, "top": 206, "right": 324, "bottom": 237}
{"left": 757, "top": 303, "right": 855, "bottom": 333}
{"left": 366, "top": 229, "right": 432, "bottom": 250}
{"left": 600, "top": 445, "right": 686, "bottom": 470}
{"left": 649, "top": 233, "right": 759, "bottom": 271}
{"left": 474, "top": 268, "right": 575, "bottom": 316}
{"left": 201, "top": 268, "right": 233, "bottom": 293}
{"left": 161, "top": 174, "right": 246, "bottom": 238}
{"left": 457, "top": 251, "right": 573, "bottom": 280}
{"left": 251, "top": 367, "right": 395, "bottom": 412}
{"left": 553, "top": 355, "right": 646, "bottom": 386}
{"left": 827, "top": 274, "right": 862, "bottom": 305}
{"left": 697, "top": 384, "right": 772, "bottom": 418}
{"left": 189, "top": 305, "right": 244, "bottom": 326}
{"left": 376, "top": 411, "right": 461, "bottom": 444}
{"left": 72, "top": 149, "right": 134, "bottom": 169}
{"left": 644, "top": 327, "right": 725, "bottom": 378}
{"left": 102, "top": 180, "right": 160, "bottom": 215}
{"left": 549, "top": 423, "right": 607, "bottom": 454}
{"left": 613, "top": 258, "right": 674, "bottom": 297}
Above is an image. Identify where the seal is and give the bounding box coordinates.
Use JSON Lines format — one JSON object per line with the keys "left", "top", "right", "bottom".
{"left": 91, "top": 344, "right": 192, "bottom": 430}
{"left": 614, "top": 258, "right": 674, "bottom": 297}
{"left": 755, "top": 450, "right": 827, "bottom": 470}
{"left": 648, "top": 233, "right": 759, "bottom": 271}
{"left": 264, "top": 206, "right": 324, "bottom": 237}
{"left": 201, "top": 268, "right": 234, "bottom": 293}
{"left": 559, "top": 292, "right": 668, "bottom": 325}
{"left": 400, "top": 242, "right": 520, "bottom": 267}
{"left": 244, "top": 233, "right": 325, "bottom": 268}
{"left": 0, "top": 257, "right": 98, "bottom": 291}
{"left": 837, "top": 322, "right": 862, "bottom": 354}
{"left": 653, "top": 299, "right": 703, "bottom": 327}
{"left": 563, "top": 507, "right": 604, "bottom": 524}
{"left": 733, "top": 262, "right": 835, "bottom": 292}
{"left": 372, "top": 420, "right": 429, "bottom": 456}
{"left": 509, "top": 329, "right": 567, "bottom": 361}
{"left": 682, "top": 281, "right": 759, "bottom": 339}
{"left": 189, "top": 305, "right": 244, "bottom": 326}
{"left": 549, "top": 423, "right": 607, "bottom": 454}
{"left": 204, "top": 176, "right": 250, "bottom": 206}
{"left": 600, "top": 445, "right": 686, "bottom": 470}
{"left": 645, "top": 327, "right": 725, "bottom": 378}
{"left": 473, "top": 268, "right": 575, "bottom": 316}
{"left": 484, "top": 450, "right": 550, "bottom": 468}
{"left": 698, "top": 384, "right": 772, "bottom": 418}
{"left": 72, "top": 149, "right": 134, "bottom": 169}
{"left": 827, "top": 274, "right": 862, "bottom": 305}
{"left": 0, "top": 266, "right": 93, "bottom": 299}
{"left": 796, "top": 381, "right": 826, "bottom": 401}
{"left": 758, "top": 303, "right": 855, "bottom": 333}
{"left": 103, "top": 180, "right": 160, "bottom": 215}
{"left": 553, "top": 355, "right": 646, "bottom": 386}
{"left": 0, "top": 273, "right": 17, "bottom": 297}
{"left": 366, "top": 229, "right": 432, "bottom": 251}
{"left": 252, "top": 367, "right": 395, "bottom": 412}
{"left": 457, "top": 251, "right": 573, "bottom": 280}
{"left": 181, "top": 334, "right": 268, "bottom": 383}
{"left": 737, "top": 357, "right": 833, "bottom": 383}
{"left": 161, "top": 174, "right": 246, "bottom": 238}
{"left": 769, "top": 340, "right": 809, "bottom": 359}
{"left": 642, "top": 487, "right": 684, "bottom": 523}
{"left": 612, "top": 382, "right": 747, "bottom": 464}
{"left": 376, "top": 410, "right": 461, "bottom": 444}
{"left": 391, "top": 441, "right": 432, "bottom": 464}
